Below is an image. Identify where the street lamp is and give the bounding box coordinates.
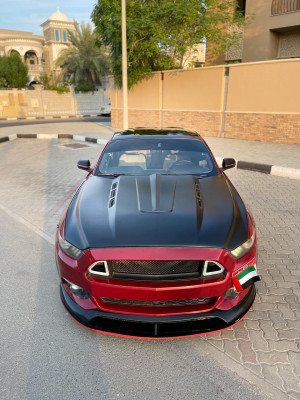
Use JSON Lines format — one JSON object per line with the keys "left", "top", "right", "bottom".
{"left": 121, "top": 0, "right": 128, "bottom": 130}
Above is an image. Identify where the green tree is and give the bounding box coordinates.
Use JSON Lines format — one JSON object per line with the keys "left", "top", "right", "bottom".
{"left": 0, "top": 53, "right": 28, "bottom": 88}
{"left": 55, "top": 22, "right": 110, "bottom": 89}
{"left": 92, "top": 0, "right": 245, "bottom": 88}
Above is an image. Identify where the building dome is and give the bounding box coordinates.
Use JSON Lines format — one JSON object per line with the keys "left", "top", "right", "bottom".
{"left": 49, "top": 8, "right": 69, "bottom": 22}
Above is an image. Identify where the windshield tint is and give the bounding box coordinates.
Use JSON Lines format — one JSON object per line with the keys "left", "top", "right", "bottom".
{"left": 96, "top": 139, "right": 219, "bottom": 177}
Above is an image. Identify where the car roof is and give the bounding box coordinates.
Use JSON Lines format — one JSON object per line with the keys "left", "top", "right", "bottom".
{"left": 112, "top": 128, "right": 203, "bottom": 141}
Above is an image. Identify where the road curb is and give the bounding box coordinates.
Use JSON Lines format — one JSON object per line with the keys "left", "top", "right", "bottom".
{"left": 0, "top": 115, "right": 101, "bottom": 121}
{"left": 1, "top": 133, "right": 299, "bottom": 180}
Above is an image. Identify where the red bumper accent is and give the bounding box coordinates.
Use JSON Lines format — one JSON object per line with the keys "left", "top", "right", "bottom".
{"left": 55, "top": 234, "right": 257, "bottom": 317}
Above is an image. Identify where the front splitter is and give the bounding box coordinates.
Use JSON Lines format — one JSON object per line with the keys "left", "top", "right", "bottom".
{"left": 60, "top": 284, "right": 256, "bottom": 338}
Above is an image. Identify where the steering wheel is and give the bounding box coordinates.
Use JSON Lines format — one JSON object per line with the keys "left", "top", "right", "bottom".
{"left": 169, "top": 160, "right": 198, "bottom": 172}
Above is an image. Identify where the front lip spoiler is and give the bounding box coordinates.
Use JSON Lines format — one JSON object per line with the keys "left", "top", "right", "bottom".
{"left": 60, "top": 284, "right": 256, "bottom": 338}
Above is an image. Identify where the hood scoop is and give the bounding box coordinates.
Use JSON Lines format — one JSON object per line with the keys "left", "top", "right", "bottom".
{"left": 135, "top": 174, "right": 176, "bottom": 213}
{"left": 109, "top": 182, "right": 118, "bottom": 208}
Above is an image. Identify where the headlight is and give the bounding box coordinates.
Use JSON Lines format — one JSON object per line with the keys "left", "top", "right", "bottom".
{"left": 58, "top": 232, "right": 83, "bottom": 259}
{"left": 231, "top": 232, "right": 255, "bottom": 259}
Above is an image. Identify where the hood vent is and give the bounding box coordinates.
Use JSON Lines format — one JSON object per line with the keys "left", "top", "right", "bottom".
{"left": 109, "top": 182, "right": 118, "bottom": 208}
{"left": 195, "top": 181, "right": 203, "bottom": 207}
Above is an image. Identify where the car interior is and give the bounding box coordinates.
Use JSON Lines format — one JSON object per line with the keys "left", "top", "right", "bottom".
{"left": 99, "top": 149, "right": 214, "bottom": 175}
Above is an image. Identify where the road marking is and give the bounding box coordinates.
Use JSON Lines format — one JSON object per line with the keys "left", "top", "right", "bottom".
{"left": 0, "top": 203, "right": 54, "bottom": 246}
{"left": 37, "top": 134, "right": 58, "bottom": 140}
{"left": 8, "top": 134, "right": 17, "bottom": 141}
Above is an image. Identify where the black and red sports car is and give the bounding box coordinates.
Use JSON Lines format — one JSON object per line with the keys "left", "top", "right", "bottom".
{"left": 56, "top": 129, "right": 260, "bottom": 338}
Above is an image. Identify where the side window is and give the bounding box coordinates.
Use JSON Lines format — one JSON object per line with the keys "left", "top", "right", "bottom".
{"left": 62, "top": 31, "right": 67, "bottom": 42}
{"left": 55, "top": 30, "right": 60, "bottom": 41}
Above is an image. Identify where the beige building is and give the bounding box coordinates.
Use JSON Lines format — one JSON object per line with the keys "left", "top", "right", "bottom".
{"left": 0, "top": 8, "right": 75, "bottom": 82}
{"left": 207, "top": 0, "right": 300, "bottom": 65}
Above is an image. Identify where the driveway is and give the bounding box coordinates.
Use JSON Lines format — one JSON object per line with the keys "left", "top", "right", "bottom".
{"left": 0, "top": 138, "right": 299, "bottom": 399}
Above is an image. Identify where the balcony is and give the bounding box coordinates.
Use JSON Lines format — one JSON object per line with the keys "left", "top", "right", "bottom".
{"left": 271, "top": 0, "right": 300, "bottom": 15}
{"left": 27, "top": 64, "right": 43, "bottom": 72}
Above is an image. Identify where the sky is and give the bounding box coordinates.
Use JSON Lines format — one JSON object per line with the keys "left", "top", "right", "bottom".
{"left": 0, "top": 0, "right": 97, "bottom": 35}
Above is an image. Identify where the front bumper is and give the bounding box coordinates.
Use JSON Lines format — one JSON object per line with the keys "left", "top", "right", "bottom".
{"left": 60, "top": 282, "right": 256, "bottom": 338}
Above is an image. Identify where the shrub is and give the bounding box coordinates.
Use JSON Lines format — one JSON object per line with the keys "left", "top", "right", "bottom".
{"left": 75, "top": 81, "right": 94, "bottom": 93}
{"left": 0, "top": 53, "right": 28, "bottom": 88}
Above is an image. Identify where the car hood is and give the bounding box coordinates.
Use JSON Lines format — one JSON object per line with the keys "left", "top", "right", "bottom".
{"left": 65, "top": 174, "right": 248, "bottom": 250}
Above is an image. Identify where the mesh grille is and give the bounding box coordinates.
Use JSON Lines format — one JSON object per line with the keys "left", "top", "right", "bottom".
{"left": 100, "top": 297, "right": 215, "bottom": 307}
{"left": 111, "top": 260, "right": 200, "bottom": 275}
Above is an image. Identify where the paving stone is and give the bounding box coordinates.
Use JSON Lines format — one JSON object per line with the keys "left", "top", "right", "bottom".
{"left": 246, "top": 310, "right": 270, "bottom": 320}
{"left": 243, "top": 363, "right": 264, "bottom": 378}
{"left": 257, "top": 351, "right": 289, "bottom": 365}
{"left": 277, "top": 365, "right": 300, "bottom": 393}
{"left": 259, "top": 320, "right": 279, "bottom": 340}
{"left": 277, "top": 330, "right": 300, "bottom": 340}
{"left": 277, "top": 303, "right": 297, "bottom": 319}
{"left": 285, "top": 295, "right": 300, "bottom": 311}
{"left": 292, "top": 288, "right": 300, "bottom": 298}
{"left": 261, "top": 365, "right": 284, "bottom": 391}
{"left": 252, "top": 302, "right": 277, "bottom": 311}
{"left": 268, "top": 311, "right": 289, "bottom": 330}
{"left": 269, "top": 287, "right": 295, "bottom": 295}
{"left": 223, "top": 340, "right": 242, "bottom": 363}
{"left": 218, "top": 328, "right": 236, "bottom": 340}
{"left": 286, "top": 320, "right": 300, "bottom": 330}
{"left": 277, "top": 281, "right": 300, "bottom": 288}
{"left": 268, "top": 340, "right": 299, "bottom": 352}
{"left": 244, "top": 319, "right": 260, "bottom": 331}
{"left": 238, "top": 340, "right": 258, "bottom": 364}
{"left": 248, "top": 329, "right": 269, "bottom": 352}
{"left": 233, "top": 320, "right": 250, "bottom": 341}
{"left": 288, "top": 352, "right": 300, "bottom": 376}
{"left": 290, "top": 270, "right": 300, "bottom": 276}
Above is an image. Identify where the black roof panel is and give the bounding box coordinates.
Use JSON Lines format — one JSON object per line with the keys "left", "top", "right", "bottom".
{"left": 112, "top": 128, "right": 201, "bottom": 140}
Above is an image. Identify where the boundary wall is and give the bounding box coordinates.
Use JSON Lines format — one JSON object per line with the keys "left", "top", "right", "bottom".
{"left": 0, "top": 88, "right": 109, "bottom": 119}
{"left": 111, "top": 58, "right": 300, "bottom": 144}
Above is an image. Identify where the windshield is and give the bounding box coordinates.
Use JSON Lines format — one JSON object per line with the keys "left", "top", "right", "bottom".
{"left": 96, "top": 139, "right": 219, "bottom": 177}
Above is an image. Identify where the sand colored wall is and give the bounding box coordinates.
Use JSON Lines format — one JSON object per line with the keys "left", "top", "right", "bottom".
{"left": 163, "top": 68, "right": 224, "bottom": 111}
{"left": 227, "top": 59, "right": 300, "bottom": 113}
{"left": 0, "top": 88, "right": 107, "bottom": 118}
{"left": 111, "top": 59, "right": 300, "bottom": 144}
{"left": 0, "top": 89, "right": 28, "bottom": 118}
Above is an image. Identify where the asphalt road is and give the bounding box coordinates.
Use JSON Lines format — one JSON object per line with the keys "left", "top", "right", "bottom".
{"left": 0, "top": 116, "right": 111, "bottom": 128}
{"left": 0, "top": 138, "right": 299, "bottom": 400}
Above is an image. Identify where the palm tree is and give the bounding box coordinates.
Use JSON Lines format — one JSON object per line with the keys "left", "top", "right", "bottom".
{"left": 56, "top": 22, "right": 110, "bottom": 88}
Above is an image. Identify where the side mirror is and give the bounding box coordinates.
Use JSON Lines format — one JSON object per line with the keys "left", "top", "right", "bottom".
{"left": 222, "top": 158, "right": 236, "bottom": 170}
{"left": 77, "top": 159, "right": 93, "bottom": 172}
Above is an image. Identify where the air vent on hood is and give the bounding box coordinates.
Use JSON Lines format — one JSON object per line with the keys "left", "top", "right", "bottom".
{"left": 109, "top": 182, "right": 118, "bottom": 208}
{"left": 195, "top": 181, "right": 203, "bottom": 207}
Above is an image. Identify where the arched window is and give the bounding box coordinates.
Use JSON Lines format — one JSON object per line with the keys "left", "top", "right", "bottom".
{"left": 24, "top": 50, "right": 38, "bottom": 65}
{"left": 10, "top": 49, "right": 21, "bottom": 56}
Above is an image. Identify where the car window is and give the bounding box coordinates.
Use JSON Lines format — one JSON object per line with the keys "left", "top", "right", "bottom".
{"left": 97, "top": 139, "right": 219, "bottom": 177}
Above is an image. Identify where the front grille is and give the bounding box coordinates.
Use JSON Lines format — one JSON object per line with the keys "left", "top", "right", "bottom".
{"left": 100, "top": 297, "right": 215, "bottom": 307}
{"left": 111, "top": 260, "right": 201, "bottom": 275}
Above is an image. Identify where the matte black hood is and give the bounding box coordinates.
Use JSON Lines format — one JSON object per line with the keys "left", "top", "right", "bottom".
{"left": 65, "top": 174, "right": 248, "bottom": 250}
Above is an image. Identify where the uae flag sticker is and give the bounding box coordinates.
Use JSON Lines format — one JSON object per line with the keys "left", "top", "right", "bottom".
{"left": 232, "top": 263, "right": 260, "bottom": 292}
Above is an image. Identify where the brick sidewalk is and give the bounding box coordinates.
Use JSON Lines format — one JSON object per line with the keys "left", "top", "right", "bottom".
{"left": 0, "top": 138, "right": 299, "bottom": 398}
{"left": 0, "top": 120, "right": 299, "bottom": 170}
